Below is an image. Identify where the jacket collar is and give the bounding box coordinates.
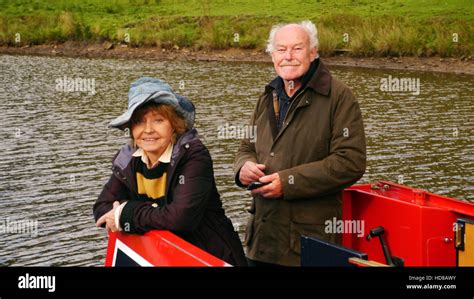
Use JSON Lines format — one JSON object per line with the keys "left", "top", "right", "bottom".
{"left": 307, "top": 59, "right": 331, "bottom": 96}
{"left": 265, "top": 58, "right": 332, "bottom": 97}
{"left": 132, "top": 143, "right": 173, "bottom": 169}
{"left": 114, "top": 144, "right": 135, "bottom": 171}
{"left": 170, "top": 128, "right": 198, "bottom": 167}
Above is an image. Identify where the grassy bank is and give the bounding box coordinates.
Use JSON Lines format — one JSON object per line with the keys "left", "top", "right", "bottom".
{"left": 0, "top": 0, "right": 472, "bottom": 57}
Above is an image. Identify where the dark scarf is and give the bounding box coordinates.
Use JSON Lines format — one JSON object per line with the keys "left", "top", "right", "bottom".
{"left": 275, "top": 58, "right": 320, "bottom": 130}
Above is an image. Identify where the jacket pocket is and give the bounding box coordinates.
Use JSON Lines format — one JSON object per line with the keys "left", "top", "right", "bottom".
{"left": 289, "top": 220, "right": 326, "bottom": 255}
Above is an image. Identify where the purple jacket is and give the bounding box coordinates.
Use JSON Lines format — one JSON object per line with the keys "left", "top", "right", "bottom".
{"left": 93, "top": 129, "right": 247, "bottom": 266}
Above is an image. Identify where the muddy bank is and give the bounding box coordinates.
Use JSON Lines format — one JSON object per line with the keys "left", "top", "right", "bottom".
{"left": 1, "top": 42, "right": 473, "bottom": 75}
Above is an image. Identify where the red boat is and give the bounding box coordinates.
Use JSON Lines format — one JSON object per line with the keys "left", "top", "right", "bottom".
{"left": 105, "top": 230, "right": 230, "bottom": 267}
{"left": 341, "top": 180, "right": 474, "bottom": 267}
{"left": 105, "top": 180, "right": 474, "bottom": 267}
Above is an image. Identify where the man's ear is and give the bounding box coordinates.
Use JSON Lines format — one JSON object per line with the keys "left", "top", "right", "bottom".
{"left": 310, "top": 48, "right": 318, "bottom": 62}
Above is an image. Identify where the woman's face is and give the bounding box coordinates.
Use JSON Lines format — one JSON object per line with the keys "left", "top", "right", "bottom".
{"left": 131, "top": 109, "right": 174, "bottom": 158}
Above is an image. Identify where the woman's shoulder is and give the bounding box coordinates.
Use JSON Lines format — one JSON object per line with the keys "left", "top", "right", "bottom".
{"left": 174, "top": 130, "right": 212, "bottom": 162}
{"left": 176, "top": 129, "right": 206, "bottom": 150}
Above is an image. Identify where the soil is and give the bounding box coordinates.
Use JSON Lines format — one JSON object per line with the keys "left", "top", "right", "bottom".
{"left": 1, "top": 41, "right": 473, "bottom": 75}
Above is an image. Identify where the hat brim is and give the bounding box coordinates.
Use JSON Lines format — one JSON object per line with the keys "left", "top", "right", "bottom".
{"left": 109, "top": 91, "right": 178, "bottom": 130}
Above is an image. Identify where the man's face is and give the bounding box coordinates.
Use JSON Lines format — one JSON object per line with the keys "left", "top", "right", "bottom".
{"left": 271, "top": 25, "right": 318, "bottom": 81}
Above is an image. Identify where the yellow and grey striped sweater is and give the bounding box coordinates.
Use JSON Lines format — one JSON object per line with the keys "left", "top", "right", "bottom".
{"left": 135, "top": 160, "right": 169, "bottom": 203}
{"left": 132, "top": 144, "right": 173, "bottom": 204}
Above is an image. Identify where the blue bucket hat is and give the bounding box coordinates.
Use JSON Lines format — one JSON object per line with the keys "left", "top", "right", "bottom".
{"left": 109, "top": 77, "right": 195, "bottom": 130}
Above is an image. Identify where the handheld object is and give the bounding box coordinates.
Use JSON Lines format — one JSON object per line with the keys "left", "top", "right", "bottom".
{"left": 247, "top": 181, "right": 269, "bottom": 190}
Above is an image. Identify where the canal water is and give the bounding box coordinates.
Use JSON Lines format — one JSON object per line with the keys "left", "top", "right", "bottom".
{"left": 0, "top": 54, "right": 472, "bottom": 266}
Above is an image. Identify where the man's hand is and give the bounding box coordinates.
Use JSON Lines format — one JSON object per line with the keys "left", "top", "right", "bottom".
{"left": 239, "top": 161, "right": 266, "bottom": 186}
{"left": 251, "top": 172, "right": 283, "bottom": 199}
{"left": 96, "top": 201, "right": 120, "bottom": 232}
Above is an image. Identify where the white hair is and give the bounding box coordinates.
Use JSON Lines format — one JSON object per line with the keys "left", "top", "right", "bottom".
{"left": 265, "top": 20, "right": 319, "bottom": 54}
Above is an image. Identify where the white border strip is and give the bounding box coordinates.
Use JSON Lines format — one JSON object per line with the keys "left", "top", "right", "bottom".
{"left": 112, "top": 239, "right": 154, "bottom": 267}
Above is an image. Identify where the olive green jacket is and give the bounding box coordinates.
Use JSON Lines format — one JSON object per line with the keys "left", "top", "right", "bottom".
{"left": 234, "top": 60, "right": 366, "bottom": 266}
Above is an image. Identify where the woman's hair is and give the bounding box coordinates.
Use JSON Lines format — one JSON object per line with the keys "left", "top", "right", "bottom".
{"left": 130, "top": 102, "right": 187, "bottom": 146}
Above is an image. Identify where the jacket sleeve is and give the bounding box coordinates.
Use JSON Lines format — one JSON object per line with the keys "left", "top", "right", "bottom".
{"left": 93, "top": 173, "right": 131, "bottom": 226}
{"left": 233, "top": 98, "right": 261, "bottom": 187}
{"left": 119, "top": 143, "right": 213, "bottom": 234}
{"left": 279, "top": 87, "right": 366, "bottom": 200}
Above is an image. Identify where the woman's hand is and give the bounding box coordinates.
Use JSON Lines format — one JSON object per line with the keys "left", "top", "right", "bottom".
{"left": 96, "top": 201, "right": 121, "bottom": 232}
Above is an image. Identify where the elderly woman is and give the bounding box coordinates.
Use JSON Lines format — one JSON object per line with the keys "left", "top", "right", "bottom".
{"left": 94, "top": 77, "right": 247, "bottom": 266}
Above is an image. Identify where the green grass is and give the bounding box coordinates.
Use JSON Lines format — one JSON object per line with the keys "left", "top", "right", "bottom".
{"left": 0, "top": 0, "right": 472, "bottom": 57}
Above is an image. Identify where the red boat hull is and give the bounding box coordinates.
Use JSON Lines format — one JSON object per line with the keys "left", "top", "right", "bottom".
{"left": 343, "top": 181, "right": 474, "bottom": 266}
{"left": 105, "top": 230, "right": 230, "bottom": 267}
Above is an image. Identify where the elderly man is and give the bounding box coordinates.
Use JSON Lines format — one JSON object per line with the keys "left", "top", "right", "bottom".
{"left": 234, "top": 20, "right": 366, "bottom": 266}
